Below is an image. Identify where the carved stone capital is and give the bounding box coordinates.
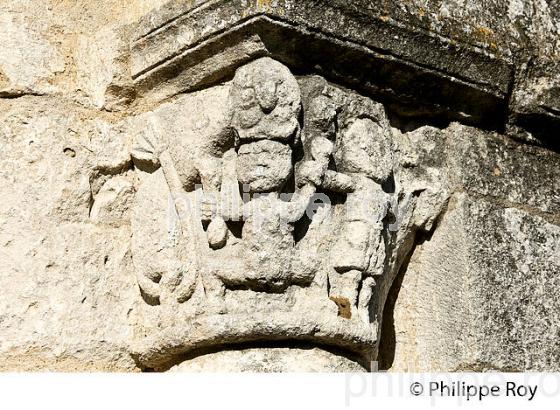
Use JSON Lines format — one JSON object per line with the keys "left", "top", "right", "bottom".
{"left": 128, "top": 56, "right": 449, "bottom": 370}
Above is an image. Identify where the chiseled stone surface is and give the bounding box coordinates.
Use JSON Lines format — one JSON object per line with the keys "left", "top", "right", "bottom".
{"left": 389, "top": 194, "right": 560, "bottom": 372}
{"left": 384, "top": 124, "right": 559, "bottom": 372}
{"left": 0, "top": 97, "right": 138, "bottom": 371}
{"left": 0, "top": 0, "right": 558, "bottom": 372}
{"left": 169, "top": 347, "right": 366, "bottom": 372}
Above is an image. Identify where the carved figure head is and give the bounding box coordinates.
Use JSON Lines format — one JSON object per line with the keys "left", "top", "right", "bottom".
{"left": 229, "top": 57, "right": 301, "bottom": 143}
{"left": 334, "top": 97, "right": 393, "bottom": 184}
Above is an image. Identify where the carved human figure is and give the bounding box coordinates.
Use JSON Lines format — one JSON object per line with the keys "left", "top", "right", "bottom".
{"left": 328, "top": 96, "right": 394, "bottom": 322}
{"left": 204, "top": 57, "right": 324, "bottom": 291}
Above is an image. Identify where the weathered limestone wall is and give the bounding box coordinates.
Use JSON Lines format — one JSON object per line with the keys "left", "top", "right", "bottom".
{"left": 0, "top": 0, "right": 169, "bottom": 371}
{"left": 383, "top": 125, "right": 560, "bottom": 372}
{"left": 0, "top": 0, "right": 558, "bottom": 372}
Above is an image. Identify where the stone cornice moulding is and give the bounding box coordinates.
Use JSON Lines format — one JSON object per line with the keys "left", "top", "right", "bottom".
{"left": 129, "top": 0, "right": 515, "bottom": 129}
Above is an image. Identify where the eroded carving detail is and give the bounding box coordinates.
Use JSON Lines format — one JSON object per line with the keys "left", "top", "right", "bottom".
{"left": 129, "top": 57, "right": 445, "bottom": 369}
